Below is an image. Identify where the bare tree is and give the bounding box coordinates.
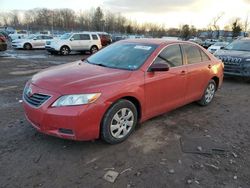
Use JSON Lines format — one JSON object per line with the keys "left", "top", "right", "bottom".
{"left": 209, "top": 12, "right": 224, "bottom": 39}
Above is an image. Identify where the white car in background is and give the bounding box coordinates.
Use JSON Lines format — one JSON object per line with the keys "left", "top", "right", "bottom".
{"left": 12, "top": 35, "right": 54, "bottom": 50}
{"left": 9, "top": 30, "right": 29, "bottom": 41}
{"left": 208, "top": 42, "right": 229, "bottom": 54}
{"left": 189, "top": 37, "right": 203, "bottom": 45}
{"left": 45, "top": 32, "right": 102, "bottom": 55}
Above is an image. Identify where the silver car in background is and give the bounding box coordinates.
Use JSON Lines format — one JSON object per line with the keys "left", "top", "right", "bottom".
{"left": 12, "top": 35, "right": 53, "bottom": 50}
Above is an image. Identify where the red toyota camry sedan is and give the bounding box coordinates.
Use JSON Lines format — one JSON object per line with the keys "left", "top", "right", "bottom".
{"left": 23, "top": 39, "right": 223, "bottom": 144}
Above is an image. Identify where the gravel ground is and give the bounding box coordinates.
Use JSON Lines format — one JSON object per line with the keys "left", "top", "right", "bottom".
{"left": 0, "top": 49, "right": 250, "bottom": 188}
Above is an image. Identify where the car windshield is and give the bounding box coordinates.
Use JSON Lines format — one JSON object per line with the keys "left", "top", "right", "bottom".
{"left": 225, "top": 40, "right": 250, "bottom": 51}
{"left": 27, "top": 35, "right": 35, "bottom": 39}
{"left": 60, "top": 33, "right": 71, "bottom": 40}
{"left": 87, "top": 42, "right": 158, "bottom": 70}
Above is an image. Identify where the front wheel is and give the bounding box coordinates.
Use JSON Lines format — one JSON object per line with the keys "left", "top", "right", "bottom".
{"left": 198, "top": 80, "right": 216, "bottom": 106}
{"left": 101, "top": 100, "right": 138, "bottom": 144}
{"left": 24, "top": 43, "right": 32, "bottom": 50}
{"left": 60, "top": 46, "right": 70, "bottom": 55}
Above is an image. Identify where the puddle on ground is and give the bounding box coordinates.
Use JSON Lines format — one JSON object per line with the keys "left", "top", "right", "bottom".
{"left": 0, "top": 51, "right": 48, "bottom": 59}
{"left": 9, "top": 69, "right": 42, "bottom": 75}
{"left": 0, "top": 86, "right": 18, "bottom": 92}
{"left": 16, "top": 64, "right": 35, "bottom": 68}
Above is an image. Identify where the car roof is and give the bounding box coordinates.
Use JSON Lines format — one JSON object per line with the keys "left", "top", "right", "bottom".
{"left": 119, "top": 38, "right": 197, "bottom": 46}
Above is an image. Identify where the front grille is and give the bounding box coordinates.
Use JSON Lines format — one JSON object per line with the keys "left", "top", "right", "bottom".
{"left": 24, "top": 87, "right": 51, "bottom": 107}
{"left": 46, "top": 41, "right": 51, "bottom": 45}
{"left": 218, "top": 56, "right": 243, "bottom": 74}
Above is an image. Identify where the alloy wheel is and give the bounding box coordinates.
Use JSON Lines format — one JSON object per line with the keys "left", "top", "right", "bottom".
{"left": 204, "top": 82, "right": 215, "bottom": 103}
{"left": 110, "top": 108, "right": 134, "bottom": 139}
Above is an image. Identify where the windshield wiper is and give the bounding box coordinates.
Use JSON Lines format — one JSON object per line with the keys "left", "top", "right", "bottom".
{"left": 93, "top": 63, "right": 109, "bottom": 67}
{"left": 84, "top": 59, "right": 109, "bottom": 67}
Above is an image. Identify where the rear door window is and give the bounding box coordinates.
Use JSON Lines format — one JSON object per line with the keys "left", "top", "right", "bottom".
{"left": 71, "top": 34, "right": 81, "bottom": 40}
{"left": 80, "top": 34, "right": 91, "bottom": 40}
{"left": 182, "top": 44, "right": 202, "bottom": 64}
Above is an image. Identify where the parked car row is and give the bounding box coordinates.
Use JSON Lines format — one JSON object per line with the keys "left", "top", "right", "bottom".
{"left": 8, "top": 31, "right": 113, "bottom": 55}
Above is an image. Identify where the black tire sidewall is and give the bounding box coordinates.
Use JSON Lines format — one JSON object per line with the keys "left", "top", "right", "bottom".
{"left": 90, "top": 46, "right": 98, "bottom": 54}
{"left": 101, "top": 100, "right": 138, "bottom": 144}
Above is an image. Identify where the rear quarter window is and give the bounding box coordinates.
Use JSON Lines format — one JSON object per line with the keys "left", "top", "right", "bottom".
{"left": 91, "top": 34, "right": 98, "bottom": 40}
{"left": 200, "top": 49, "right": 210, "bottom": 61}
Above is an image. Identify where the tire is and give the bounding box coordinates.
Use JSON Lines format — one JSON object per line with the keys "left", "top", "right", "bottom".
{"left": 24, "top": 43, "right": 32, "bottom": 50}
{"left": 101, "top": 99, "right": 138, "bottom": 144}
{"left": 198, "top": 80, "right": 216, "bottom": 106}
{"left": 90, "top": 46, "right": 98, "bottom": 54}
{"left": 60, "top": 46, "right": 70, "bottom": 55}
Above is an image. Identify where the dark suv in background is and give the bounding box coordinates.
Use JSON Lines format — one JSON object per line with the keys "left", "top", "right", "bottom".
{"left": 214, "top": 38, "right": 250, "bottom": 81}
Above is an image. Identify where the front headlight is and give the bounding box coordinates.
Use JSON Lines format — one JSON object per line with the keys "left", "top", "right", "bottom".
{"left": 52, "top": 93, "right": 101, "bottom": 107}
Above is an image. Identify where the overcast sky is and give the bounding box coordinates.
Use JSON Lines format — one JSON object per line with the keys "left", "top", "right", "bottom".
{"left": 0, "top": 0, "right": 250, "bottom": 28}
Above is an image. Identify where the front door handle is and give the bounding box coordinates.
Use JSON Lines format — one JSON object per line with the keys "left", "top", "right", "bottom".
{"left": 208, "top": 64, "right": 212, "bottom": 69}
{"left": 180, "top": 70, "right": 186, "bottom": 75}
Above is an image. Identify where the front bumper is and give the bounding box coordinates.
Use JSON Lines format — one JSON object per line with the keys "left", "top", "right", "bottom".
{"left": 23, "top": 83, "right": 107, "bottom": 141}
{"left": 45, "top": 46, "right": 59, "bottom": 52}
{"left": 12, "top": 43, "right": 23, "bottom": 49}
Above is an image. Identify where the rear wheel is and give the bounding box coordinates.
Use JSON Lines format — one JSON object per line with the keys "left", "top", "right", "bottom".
{"left": 198, "top": 80, "right": 216, "bottom": 106}
{"left": 24, "top": 43, "right": 32, "bottom": 50}
{"left": 101, "top": 100, "right": 138, "bottom": 144}
{"left": 60, "top": 46, "right": 70, "bottom": 55}
{"left": 90, "top": 46, "right": 98, "bottom": 54}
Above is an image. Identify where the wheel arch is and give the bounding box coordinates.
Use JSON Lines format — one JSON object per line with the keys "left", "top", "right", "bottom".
{"left": 90, "top": 45, "right": 98, "bottom": 50}
{"left": 60, "top": 45, "right": 71, "bottom": 51}
{"left": 23, "top": 42, "right": 32, "bottom": 49}
{"left": 211, "top": 76, "right": 219, "bottom": 90}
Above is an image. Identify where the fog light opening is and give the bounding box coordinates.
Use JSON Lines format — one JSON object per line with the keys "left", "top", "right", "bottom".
{"left": 58, "top": 128, "right": 74, "bottom": 135}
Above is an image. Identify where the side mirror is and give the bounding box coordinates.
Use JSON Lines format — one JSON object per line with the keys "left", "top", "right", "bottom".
{"left": 70, "top": 38, "right": 74, "bottom": 41}
{"left": 149, "top": 62, "right": 169, "bottom": 72}
{"left": 220, "top": 46, "right": 225, "bottom": 50}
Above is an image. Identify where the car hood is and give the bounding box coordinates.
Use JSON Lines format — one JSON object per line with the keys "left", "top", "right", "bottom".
{"left": 215, "top": 49, "right": 250, "bottom": 58}
{"left": 31, "top": 60, "right": 133, "bottom": 94}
